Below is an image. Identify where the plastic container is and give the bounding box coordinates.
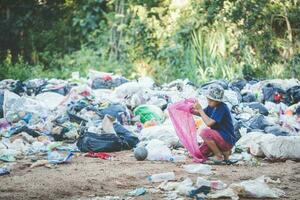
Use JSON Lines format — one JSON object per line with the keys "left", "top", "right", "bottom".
{"left": 148, "top": 172, "right": 175, "bottom": 182}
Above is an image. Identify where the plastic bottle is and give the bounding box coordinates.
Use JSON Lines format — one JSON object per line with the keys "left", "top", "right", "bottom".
{"left": 147, "top": 172, "right": 176, "bottom": 182}
{"left": 169, "top": 155, "right": 186, "bottom": 163}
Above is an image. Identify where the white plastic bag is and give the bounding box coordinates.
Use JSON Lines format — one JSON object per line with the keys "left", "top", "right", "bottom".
{"left": 35, "top": 92, "right": 65, "bottom": 110}
{"left": 139, "top": 125, "right": 179, "bottom": 147}
{"left": 3, "top": 90, "right": 20, "bottom": 117}
{"left": 3, "top": 90, "right": 50, "bottom": 119}
{"left": 138, "top": 76, "right": 154, "bottom": 89}
{"left": 115, "top": 81, "right": 141, "bottom": 99}
{"left": 146, "top": 139, "right": 173, "bottom": 161}
{"left": 236, "top": 132, "right": 300, "bottom": 159}
{"left": 236, "top": 176, "right": 285, "bottom": 198}
{"left": 176, "top": 178, "right": 196, "bottom": 195}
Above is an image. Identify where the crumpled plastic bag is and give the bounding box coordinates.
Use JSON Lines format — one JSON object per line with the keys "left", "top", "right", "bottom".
{"left": 176, "top": 178, "right": 196, "bottom": 195}
{"left": 115, "top": 82, "right": 142, "bottom": 99}
{"left": 35, "top": 92, "right": 65, "bottom": 110}
{"left": 3, "top": 90, "right": 50, "bottom": 119}
{"left": 139, "top": 125, "right": 179, "bottom": 147}
{"left": 208, "top": 176, "right": 285, "bottom": 200}
{"left": 158, "top": 178, "right": 196, "bottom": 196}
{"left": 236, "top": 132, "right": 300, "bottom": 160}
{"left": 232, "top": 176, "right": 285, "bottom": 198}
{"left": 145, "top": 139, "right": 172, "bottom": 161}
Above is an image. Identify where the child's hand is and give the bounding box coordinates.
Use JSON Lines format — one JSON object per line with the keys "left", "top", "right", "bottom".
{"left": 193, "top": 101, "right": 202, "bottom": 111}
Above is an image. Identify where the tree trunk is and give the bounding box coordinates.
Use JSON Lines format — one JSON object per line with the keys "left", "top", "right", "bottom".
{"left": 283, "top": 7, "right": 295, "bottom": 77}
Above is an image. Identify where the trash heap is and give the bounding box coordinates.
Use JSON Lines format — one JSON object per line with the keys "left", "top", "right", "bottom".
{"left": 0, "top": 70, "right": 300, "bottom": 174}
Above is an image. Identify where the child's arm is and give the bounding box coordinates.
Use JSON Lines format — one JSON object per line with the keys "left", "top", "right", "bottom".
{"left": 197, "top": 109, "right": 216, "bottom": 127}
{"left": 192, "top": 101, "right": 216, "bottom": 127}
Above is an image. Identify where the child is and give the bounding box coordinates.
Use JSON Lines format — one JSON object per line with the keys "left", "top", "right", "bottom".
{"left": 192, "top": 84, "right": 236, "bottom": 163}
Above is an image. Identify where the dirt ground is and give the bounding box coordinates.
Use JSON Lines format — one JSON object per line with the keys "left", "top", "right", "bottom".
{"left": 0, "top": 151, "right": 299, "bottom": 200}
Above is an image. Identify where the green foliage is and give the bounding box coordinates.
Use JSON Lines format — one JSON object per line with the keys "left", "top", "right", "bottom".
{"left": 0, "top": 51, "right": 44, "bottom": 81}
{"left": 0, "top": 0, "right": 299, "bottom": 82}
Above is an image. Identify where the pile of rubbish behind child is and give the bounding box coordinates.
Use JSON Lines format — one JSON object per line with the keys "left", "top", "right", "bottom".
{"left": 0, "top": 70, "right": 299, "bottom": 174}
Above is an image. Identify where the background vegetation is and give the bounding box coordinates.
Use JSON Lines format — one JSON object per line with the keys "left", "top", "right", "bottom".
{"left": 1, "top": 0, "right": 300, "bottom": 84}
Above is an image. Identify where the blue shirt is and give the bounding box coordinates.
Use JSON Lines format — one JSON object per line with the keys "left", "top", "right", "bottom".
{"left": 204, "top": 102, "right": 236, "bottom": 145}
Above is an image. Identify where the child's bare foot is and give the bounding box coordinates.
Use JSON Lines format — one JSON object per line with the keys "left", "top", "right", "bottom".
{"left": 208, "top": 154, "right": 224, "bottom": 164}
{"left": 222, "top": 150, "right": 231, "bottom": 160}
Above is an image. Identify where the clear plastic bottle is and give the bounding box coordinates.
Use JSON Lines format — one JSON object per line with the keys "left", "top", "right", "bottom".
{"left": 147, "top": 172, "right": 176, "bottom": 182}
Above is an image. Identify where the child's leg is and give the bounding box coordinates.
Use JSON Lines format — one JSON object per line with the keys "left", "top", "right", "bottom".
{"left": 200, "top": 128, "right": 224, "bottom": 160}
{"left": 204, "top": 140, "right": 223, "bottom": 159}
{"left": 222, "top": 150, "right": 232, "bottom": 160}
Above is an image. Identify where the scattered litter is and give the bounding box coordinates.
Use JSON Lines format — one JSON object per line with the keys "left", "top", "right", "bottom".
{"left": 196, "top": 177, "right": 227, "bottom": 190}
{"left": 183, "top": 164, "right": 212, "bottom": 175}
{"left": 47, "top": 151, "right": 74, "bottom": 164}
{"left": 85, "top": 152, "right": 112, "bottom": 160}
{"left": 148, "top": 172, "right": 176, "bottom": 182}
{"left": 0, "top": 167, "right": 10, "bottom": 176}
{"left": 127, "top": 187, "right": 146, "bottom": 196}
{"left": 30, "top": 160, "right": 49, "bottom": 168}
{"left": 175, "top": 178, "right": 196, "bottom": 195}
{"left": 207, "top": 176, "right": 285, "bottom": 199}
{"left": 146, "top": 139, "right": 173, "bottom": 161}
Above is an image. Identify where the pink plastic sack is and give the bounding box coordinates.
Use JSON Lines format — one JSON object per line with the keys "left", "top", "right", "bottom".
{"left": 168, "top": 98, "right": 205, "bottom": 162}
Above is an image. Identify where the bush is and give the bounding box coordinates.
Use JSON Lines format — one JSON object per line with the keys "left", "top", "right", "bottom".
{"left": 0, "top": 53, "right": 44, "bottom": 81}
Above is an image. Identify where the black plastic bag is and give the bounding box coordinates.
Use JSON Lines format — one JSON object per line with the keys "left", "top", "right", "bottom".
{"left": 264, "top": 125, "right": 289, "bottom": 136}
{"left": 113, "top": 123, "right": 139, "bottom": 149}
{"left": 286, "top": 85, "right": 300, "bottom": 105}
{"left": 10, "top": 80, "right": 26, "bottom": 95}
{"left": 247, "top": 114, "right": 272, "bottom": 130}
{"left": 233, "top": 121, "right": 251, "bottom": 141}
{"left": 9, "top": 126, "right": 40, "bottom": 137}
{"left": 230, "top": 80, "right": 247, "bottom": 91}
{"left": 262, "top": 83, "right": 287, "bottom": 103}
{"left": 98, "top": 103, "right": 130, "bottom": 125}
{"left": 41, "top": 85, "right": 72, "bottom": 96}
{"left": 77, "top": 131, "right": 124, "bottom": 152}
{"left": 296, "top": 106, "right": 300, "bottom": 116}
{"left": 245, "top": 102, "right": 269, "bottom": 116}
{"left": 242, "top": 92, "right": 257, "bottom": 103}
{"left": 67, "top": 111, "right": 88, "bottom": 124}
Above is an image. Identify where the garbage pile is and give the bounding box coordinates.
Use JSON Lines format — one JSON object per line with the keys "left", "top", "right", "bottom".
{"left": 0, "top": 70, "right": 300, "bottom": 172}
